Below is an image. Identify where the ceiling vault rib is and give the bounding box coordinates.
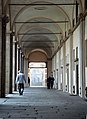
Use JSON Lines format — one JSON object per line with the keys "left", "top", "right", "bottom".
{"left": 21, "top": 40, "right": 58, "bottom": 42}
{"left": 15, "top": 21, "right": 69, "bottom": 23}
{"left": 18, "top": 33, "right": 62, "bottom": 35}
{"left": 23, "top": 46, "right": 54, "bottom": 48}
{"left": 9, "top": 3, "right": 79, "bottom": 6}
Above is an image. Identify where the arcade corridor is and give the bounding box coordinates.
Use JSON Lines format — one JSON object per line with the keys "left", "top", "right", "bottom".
{"left": 0, "top": 87, "right": 87, "bottom": 119}
{"left": 1, "top": 0, "right": 87, "bottom": 118}
{"left": 1, "top": 0, "right": 87, "bottom": 98}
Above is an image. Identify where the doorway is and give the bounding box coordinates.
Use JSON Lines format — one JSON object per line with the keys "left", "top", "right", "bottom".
{"left": 61, "top": 67, "right": 63, "bottom": 90}
{"left": 28, "top": 62, "right": 47, "bottom": 87}
{"left": 67, "top": 68, "right": 69, "bottom": 92}
{"left": 76, "top": 64, "right": 79, "bottom": 95}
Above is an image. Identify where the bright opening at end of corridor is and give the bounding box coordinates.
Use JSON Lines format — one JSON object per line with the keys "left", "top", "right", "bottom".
{"left": 28, "top": 62, "right": 47, "bottom": 87}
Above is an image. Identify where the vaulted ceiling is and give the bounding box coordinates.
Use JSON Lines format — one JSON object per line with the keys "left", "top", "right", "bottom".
{"left": 5, "top": 0, "right": 83, "bottom": 59}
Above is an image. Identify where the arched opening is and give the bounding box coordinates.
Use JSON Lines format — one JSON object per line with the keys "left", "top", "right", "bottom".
{"left": 28, "top": 50, "right": 49, "bottom": 87}
{"left": 28, "top": 62, "right": 47, "bottom": 87}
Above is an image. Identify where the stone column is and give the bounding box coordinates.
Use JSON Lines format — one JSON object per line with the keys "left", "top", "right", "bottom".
{"left": 14, "top": 42, "right": 17, "bottom": 91}
{"left": 0, "top": 15, "right": 9, "bottom": 97}
{"left": 21, "top": 53, "right": 24, "bottom": 73}
{"left": 24, "top": 58, "right": 28, "bottom": 87}
{"left": 20, "top": 51, "right": 22, "bottom": 71}
{"left": 22, "top": 55, "right": 24, "bottom": 73}
{"left": 47, "top": 58, "right": 52, "bottom": 77}
{"left": 9, "top": 33, "right": 13, "bottom": 94}
{"left": 6, "top": 33, "right": 10, "bottom": 94}
{"left": 13, "top": 40, "right": 17, "bottom": 91}
{"left": 0, "top": 3, "right": 2, "bottom": 97}
{"left": 18, "top": 47, "right": 20, "bottom": 71}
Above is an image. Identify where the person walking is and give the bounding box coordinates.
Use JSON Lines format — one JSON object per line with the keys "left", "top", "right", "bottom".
{"left": 28, "top": 77, "right": 30, "bottom": 86}
{"left": 47, "top": 77, "right": 51, "bottom": 89}
{"left": 16, "top": 70, "right": 26, "bottom": 95}
{"left": 50, "top": 75, "right": 55, "bottom": 89}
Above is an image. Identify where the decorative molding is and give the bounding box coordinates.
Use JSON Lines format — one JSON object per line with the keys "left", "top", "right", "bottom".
{"left": 2, "top": 14, "right": 9, "bottom": 23}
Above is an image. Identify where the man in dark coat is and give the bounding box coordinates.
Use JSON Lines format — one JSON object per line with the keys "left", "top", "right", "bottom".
{"left": 47, "top": 77, "right": 51, "bottom": 89}
{"left": 50, "top": 75, "right": 55, "bottom": 89}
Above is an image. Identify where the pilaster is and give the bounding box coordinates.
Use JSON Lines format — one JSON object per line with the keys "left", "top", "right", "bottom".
{"left": 80, "top": 18, "right": 85, "bottom": 98}
{"left": 69, "top": 34, "right": 73, "bottom": 94}
{"left": 58, "top": 50, "right": 61, "bottom": 90}
{"left": 63, "top": 43, "right": 66, "bottom": 92}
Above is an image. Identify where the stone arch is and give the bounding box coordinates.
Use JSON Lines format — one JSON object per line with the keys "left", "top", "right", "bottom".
{"left": 28, "top": 49, "right": 48, "bottom": 62}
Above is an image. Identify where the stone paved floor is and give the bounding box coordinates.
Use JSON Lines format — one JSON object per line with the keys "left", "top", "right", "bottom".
{"left": 0, "top": 87, "right": 87, "bottom": 119}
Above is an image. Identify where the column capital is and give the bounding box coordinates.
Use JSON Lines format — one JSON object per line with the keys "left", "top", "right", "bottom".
{"left": 17, "top": 45, "right": 21, "bottom": 50}
{"left": 24, "top": 56, "right": 28, "bottom": 60}
{"left": 2, "top": 14, "right": 9, "bottom": 23}
{"left": 79, "top": 13, "right": 85, "bottom": 22}
{"left": 10, "top": 31, "right": 15, "bottom": 36}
